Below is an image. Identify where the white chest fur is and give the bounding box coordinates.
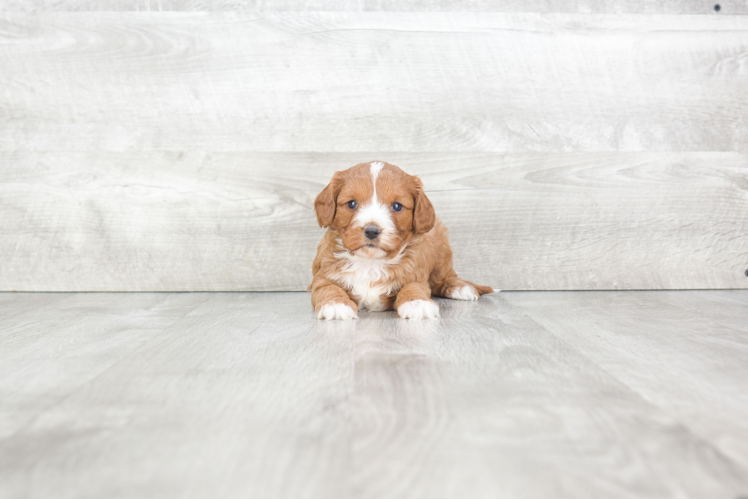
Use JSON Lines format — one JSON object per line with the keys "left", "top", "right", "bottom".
{"left": 331, "top": 251, "right": 401, "bottom": 311}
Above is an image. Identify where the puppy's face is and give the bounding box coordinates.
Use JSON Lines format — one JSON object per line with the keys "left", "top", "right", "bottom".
{"left": 315, "top": 161, "right": 436, "bottom": 258}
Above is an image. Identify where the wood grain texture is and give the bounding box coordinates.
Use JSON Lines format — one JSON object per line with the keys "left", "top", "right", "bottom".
{"left": 502, "top": 290, "right": 748, "bottom": 475}
{"left": 351, "top": 293, "right": 748, "bottom": 497}
{"left": 0, "top": 292, "right": 356, "bottom": 497}
{"left": 0, "top": 291, "right": 747, "bottom": 497}
{"left": 0, "top": 292, "right": 211, "bottom": 440}
{"left": 1, "top": 10, "right": 747, "bottom": 291}
{"left": 1, "top": 0, "right": 747, "bottom": 14}
{"left": 0, "top": 12, "right": 747, "bottom": 153}
{"left": 1, "top": 151, "right": 746, "bottom": 291}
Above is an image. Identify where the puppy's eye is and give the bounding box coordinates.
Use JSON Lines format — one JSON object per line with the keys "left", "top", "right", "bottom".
{"left": 347, "top": 200, "right": 358, "bottom": 209}
{"left": 392, "top": 202, "right": 403, "bottom": 212}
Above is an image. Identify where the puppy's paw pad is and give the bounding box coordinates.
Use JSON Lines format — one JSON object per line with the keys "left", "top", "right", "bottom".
{"left": 317, "top": 302, "right": 358, "bottom": 320}
{"left": 449, "top": 285, "right": 479, "bottom": 301}
{"left": 397, "top": 299, "right": 440, "bottom": 320}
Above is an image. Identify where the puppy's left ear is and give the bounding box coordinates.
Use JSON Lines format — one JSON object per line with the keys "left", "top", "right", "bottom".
{"left": 314, "top": 173, "right": 342, "bottom": 228}
{"left": 412, "top": 176, "right": 436, "bottom": 233}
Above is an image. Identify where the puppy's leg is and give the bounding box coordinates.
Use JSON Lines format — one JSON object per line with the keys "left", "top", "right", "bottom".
{"left": 395, "top": 281, "right": 440, "bottom": 319}
{"left": 432, "top": 271, "right": 494, "bottom": 301}
{"left": 310, "top": 276, "right": 358, "bottom": 320}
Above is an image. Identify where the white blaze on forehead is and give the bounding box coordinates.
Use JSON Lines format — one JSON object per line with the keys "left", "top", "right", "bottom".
{"left": 370, "top": 161, "right": 384, "bottom": 177}
{"left": 369, "top": 161, "right": 384, "bottom": 202}
{"left": 352, "top": 161, "right": 394, "bottom": 231}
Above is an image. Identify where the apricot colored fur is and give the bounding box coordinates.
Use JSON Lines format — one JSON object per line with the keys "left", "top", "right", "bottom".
{"left": 309, "top": 161, "right": 493, "bottom": 317}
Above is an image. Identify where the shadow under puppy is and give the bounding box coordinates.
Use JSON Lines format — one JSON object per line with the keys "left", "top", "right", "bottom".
{"left": 309, "top": 161, "right": 494, "bottom": 320}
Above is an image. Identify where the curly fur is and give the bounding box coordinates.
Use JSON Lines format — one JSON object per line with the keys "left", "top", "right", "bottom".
{"left": 309, "top": 161, "right": 494, "bottom": 320}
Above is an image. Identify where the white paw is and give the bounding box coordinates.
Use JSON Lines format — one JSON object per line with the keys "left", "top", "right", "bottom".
{"left": 397, "top": 299, "right": 440, "bottom": 320}
{"left": 449, "top": 285, "right": 479, "bottom": 301}
{"left": 317, "top": 302, "right": 358, "bottom": 320}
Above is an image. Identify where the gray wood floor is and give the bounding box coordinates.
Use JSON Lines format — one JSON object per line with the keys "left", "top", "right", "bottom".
{"left": 0, "top": 291, "right": 747, "bottom": 498}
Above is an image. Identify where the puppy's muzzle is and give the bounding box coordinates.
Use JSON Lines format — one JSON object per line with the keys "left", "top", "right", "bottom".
{"left": 364, "top": 225, "right": 381, "bottom": 240}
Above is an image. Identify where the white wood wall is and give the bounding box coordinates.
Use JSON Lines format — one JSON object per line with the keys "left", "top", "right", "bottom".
{"left": 1, "top": 3, "right": 746, "bottom": 291}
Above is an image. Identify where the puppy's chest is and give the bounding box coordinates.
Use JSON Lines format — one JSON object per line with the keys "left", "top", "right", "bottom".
{"left": 333, "top": 261, "right": 401, "bottom": 311}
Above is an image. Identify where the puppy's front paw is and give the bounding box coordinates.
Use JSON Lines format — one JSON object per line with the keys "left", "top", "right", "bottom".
{"left": 317, "top": 302, "right": 358, "bottom": 320}
{"left": 397, "top": 299, "right": 440, "bottom": 320}
{"left": 448, "top": 285, "right": 479, "bottom": 301}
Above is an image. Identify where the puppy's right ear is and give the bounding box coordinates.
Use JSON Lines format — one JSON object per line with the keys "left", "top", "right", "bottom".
{"left": 314, "top": 173, "right": 342, "bottom": 228}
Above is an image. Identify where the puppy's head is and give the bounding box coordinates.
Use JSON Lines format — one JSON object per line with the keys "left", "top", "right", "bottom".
{"left": 314, "top": 161, "right": 435, "bottom": 258}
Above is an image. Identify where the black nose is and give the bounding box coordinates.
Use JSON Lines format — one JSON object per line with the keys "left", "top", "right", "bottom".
{"left": 364, "top": 225, "right": 381, "bottom": 240}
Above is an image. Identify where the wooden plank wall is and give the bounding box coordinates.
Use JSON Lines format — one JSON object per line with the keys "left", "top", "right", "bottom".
{"left": 0, "top": 3, "right": 746, "bottom": 291}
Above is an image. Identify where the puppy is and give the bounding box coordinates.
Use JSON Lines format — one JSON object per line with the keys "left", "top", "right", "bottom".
{"left": 309, "top": 161, "right": 493, "bottom": 320}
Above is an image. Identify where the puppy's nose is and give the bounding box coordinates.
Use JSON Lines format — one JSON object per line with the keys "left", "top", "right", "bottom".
{"left": 364, "top": 225, "right": 381, "bottom": 240}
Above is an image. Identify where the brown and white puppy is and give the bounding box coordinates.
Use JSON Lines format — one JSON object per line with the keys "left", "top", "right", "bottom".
{"left": 309, "top": 161, "right": 493, "bottom": 320}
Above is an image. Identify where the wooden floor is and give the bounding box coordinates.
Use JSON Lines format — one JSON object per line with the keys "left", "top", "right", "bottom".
{"left": 0, "top": 291, "right": 747, "bottom": 498}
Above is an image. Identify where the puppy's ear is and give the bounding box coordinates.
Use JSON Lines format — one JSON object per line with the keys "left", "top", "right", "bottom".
{"left": 412, "top": 177, "right": 435, "bottom": 233}
{"left": 314, "top": 173, "right": 342, "bottom": 228}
